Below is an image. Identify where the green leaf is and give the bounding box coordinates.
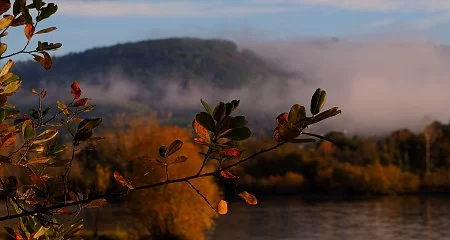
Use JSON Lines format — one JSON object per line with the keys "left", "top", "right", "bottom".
{"left": 200, "top": 99, "right": 213, "bottom": 116}
{"left": 221, "top": 127, "right": 251, "bottom": 141}
{"left": 195, "top": 112, "right": 215, "bottom": 132}
{"left": 73, "top": 130, "right": 93, "bottom": 144}
{"left": 165, "top": 139, "right": 183, "bottom": 157}
{"left": 32, "top": 0, "right": 43, "bottom": 10}
{"left": 279, "top": 123, "right": 300, "bottom": 140}
{"left": 42, "top": 106, "right": 51, "bottom": 117}
{"left": 159, "top": 146, "right": 168, "bottom": 158}
{"left": 21, "top": 5, "right": 32, "bottom": 24}
{"left": 77, "top": 118, "right": 102, "bottom": 132}
{"left": 310, "top": 88, "right": 327, "bottom": 115}
{"left": 213, "top": 102, "right": 226, "bottom": 122}
{"left": 36, "top": 3, "right": 57, "bottom": 22}
{"left": 289, "top": 104, "right": 307, "bottom": 127}
{"left": 13, "top": 0, "right": 23, "bottom": 16}
{"left": 225, "top": 100, "right": 240, "bottom": 115}
{"left": 32, "top": 129, "right": 58, "bottom": 144}
{"left": 307, "top": 107, "right": 341, "bottom": 125}
{"left": 22, "top": 120, "right": 36, "bottom": 142}
{"left": 29, "top": 109, "right": 40, "bottom": 119}
{"left": 230, "top": 116, "right": 248, "bottom": 129}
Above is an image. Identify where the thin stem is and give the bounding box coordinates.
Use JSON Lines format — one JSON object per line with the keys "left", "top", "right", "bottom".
{"left": 0, "top": 142, "right": 286, "bottom": 222}
{"left": 63, "top": 146, "right": 76, "bottom": 204}
{"left": 196, "top": 148, "right": 211, "bottom": 176}
{"left": 185, "top": 180, "right": 216, "bottom": 213}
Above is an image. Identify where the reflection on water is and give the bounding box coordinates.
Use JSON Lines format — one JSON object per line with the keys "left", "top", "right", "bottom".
{"left": 211, "top": 195, "right": 450, "bottom": 240}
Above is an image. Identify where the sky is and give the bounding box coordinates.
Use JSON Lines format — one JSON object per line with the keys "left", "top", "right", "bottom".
{"left": 7, "top": 0, "right": 450, "bottom": 59}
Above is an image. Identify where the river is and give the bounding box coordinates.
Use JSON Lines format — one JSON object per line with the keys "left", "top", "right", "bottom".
{"left": 210, "top": 195, "right": 450, "bottom": 240}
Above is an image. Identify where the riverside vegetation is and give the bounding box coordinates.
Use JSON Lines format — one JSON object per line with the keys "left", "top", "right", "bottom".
{"left": 0, "top": 1, "right": 341, "bottom": 239}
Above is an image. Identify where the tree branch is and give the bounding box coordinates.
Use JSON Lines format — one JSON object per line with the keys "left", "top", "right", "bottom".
{"left": 185, "top": 180, "right": 217, "bottom": 213}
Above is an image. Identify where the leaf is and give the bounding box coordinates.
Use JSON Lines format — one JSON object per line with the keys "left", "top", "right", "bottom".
{"left": 288, "top": 138, "right": 316, "bottom": 144}
{"left": 113, "top": 171, "right": 133, "bottom": 189}
{"left": 73, "top": 130, "right": 92, "bottom": 144}
{"left": 192, "top": 119, "right": 211, "bottom": 144}
{"left": 32, "top": 129, "right": 58, "bottom": 144}
{"left": 70, "top": 81, "right": 81, "bottom": 99}
{"left": 24, "top": 23, "right": 34, "bottom": 40}
{"left": 225, "top": 100, "right": 240, "bottom": 115}
{"left": 219, "top": 148, "right": 241, "bottom": 157}
{"left": 238, "top": 191, "right": 258, "bottom": 205}
{"left": 12, "top": 0, "right": 22, "bottom": 16}
{"left": 10, "top": 14, "right": 25, "bottom": 26}
{"left": 288, "top": 104, "right": 307, "bottom": 126}
{"left": 200, "top": 99, "right": 213, "bottom": 116}
{"left": 4, "top": 226, "right": 14, "bottom": 237}
{"left": 276, "top": 112, "right": 289, "bottom": 125}
{"left": 0, "top": 131, "right": 16, "bottom": 149}
{"left": 56, "top": 100, "right": 69, "bottom": 116}
{"left": 48, "top": 158, "right": 71, "bottom": 167}
{"left": 307, "top": 107, "right": 342, "bottom": 125}
{"left": 73, "top": 98, "right": 90, "bottom": 107}
{"left": 220, "top": 170, "right": 239, "bottom": 179}
{"left": 79, "top": 105, "right": 95, "bottom": 113}
{"left": 40, "top": 51, "right": 52, "bottom": 70}
{"left": 21, "top": 2, "right": 32, "bottom": 24}
{"left": 159, "top": 146, "right": 167, "bottom": 158}
{"left": 217, "top": 200, "right": 228, "bottom": 215}
{"left": 25, "top": 157, "right": 51, "bottom": 165}
{"left": 278, "top": 123, "right": 300, "bottom": 140}
{"left": 36, "top": 3, "right": 57, "bottom": 22}
{"left": 230, "top": 116, "right": 247, "bottom": 129}
{"left": 310, "top": 88, "right": 327, "bottom": 115}
{"left": 0, "top": 43, "right": 7, "bottom": 56}
{"left": 171, "top": 156, "right": 188, "bottom": 164}
{"left": 0, "top": 0, "right": 11, "bottom": 15}
{"left": 213, "top": 102, "right": 226, "bottom": 122}
{"left": 165, "top": 139, "right": 183, "bottom": 157}
{"left": 0, "top": 15, "right": 13, "bottom": 30}
{"left": 195, "top": 112, "right": 215, "bottom": 132}
{"left": 85, "top": 199, "right": 107, "bottom": 208}
{"left": 21, "top": 119, "right": 35, "bottom": 142}
{"left": 34, "top": 26, "right": 56, "bottom": 34}
{"left": 193, "top": 137, "right": 207, "bottom": 145}
{"left": 0, "top": 60, "right": 14, "bottom": 77}
{"left": 221, "top": 127, "right": 251, "bottom": 141}
{"left": 28, "top": 144, "right": 44, "bottom": 153}
{"left": 77, "top": 118, "right": 102, "bottom": 132}
{"left": 2, "top": 79, "right": 21, "bottom": 95}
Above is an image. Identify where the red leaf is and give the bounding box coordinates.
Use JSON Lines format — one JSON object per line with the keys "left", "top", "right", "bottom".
{"left": 219, "top": 148, "right": 241, "bottom": 157}
{"left": 14, "top": 232, "right": 25, "bottom": 240}
{"left": 192, "top": 119, "right": 210, "bottom": 144}
{"left": 24, "top": 24, "right": 34, "bottom": 40}
{"left": 220, "top": 170, "right": 239, "bottom": 179}
{"left": 113, "top": 171, "right": 133, "bottom": 189}
{"left": 11, "top": 15, "right": 26, "bottom": 27}
{"left": 73, "top": 98, "right": 90, "bottom": 107}
{"left": 276, "top": 112, "right": 288, "bottom": 125}
{"left": 71, "top": 81, "right": 82, "bottom": 99}
{"left": 273, "top": 127, "right": 282, "bottom": 142}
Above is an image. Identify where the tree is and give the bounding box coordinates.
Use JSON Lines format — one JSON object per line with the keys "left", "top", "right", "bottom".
{"left": 0, "top": 1, "right": 341, "bottom": 239}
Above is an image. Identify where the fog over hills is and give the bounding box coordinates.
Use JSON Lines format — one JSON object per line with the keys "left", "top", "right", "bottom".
{"left": 9, "top": 37, "right": 450, "bottom": 135}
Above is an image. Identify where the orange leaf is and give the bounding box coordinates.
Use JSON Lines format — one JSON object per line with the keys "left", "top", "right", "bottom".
{"left": 85, "top": 198, "right": 107, "bottom": 208}
{"left": 71, "top": 81, "right": 81, "bottom": 99}
{"left": 0, "top": 132, "right": 16, "bottom": 149}
{"left": 73, "top": 98, "right": 90, "bottom": 107}
{"left": 193, "top": 137, "right": 207, "bottom": 145}
{"left": 192, "top": 119, "right": 210, "bottom": 144}
{"left": 219, "top": 148, "right": 241, "bottom": 157}
{"left": 220, "top": 170, "right": 239, "bottom": 179}
{"left": 24, "top": 24, "right": 34, "bottom": 40}
{"left": 276, "top": 112, "right": 288, "bottom": 125}
{"left": 113, "top": 171, "right": 133, "bottom": 189}
{"left": 14, "top": 232, "right": 25, "bottom": 240}
{"left": 217, "top": 200, "right": 228, "bottom": 215}
{"left": 238, "top": 191, "right": 258, "bottom": 205}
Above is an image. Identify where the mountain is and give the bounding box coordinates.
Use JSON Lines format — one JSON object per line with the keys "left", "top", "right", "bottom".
{"left": 14, "top": 38, "right": 293, "bottom": 90}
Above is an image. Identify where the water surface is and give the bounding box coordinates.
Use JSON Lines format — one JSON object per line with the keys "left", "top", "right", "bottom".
{"left": 211, "top": 195, "right": 450, "bottom": 240}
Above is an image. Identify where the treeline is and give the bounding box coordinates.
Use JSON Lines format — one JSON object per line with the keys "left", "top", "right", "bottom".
{"left": 234, "top": 121, "right": 450, "bottom": 195}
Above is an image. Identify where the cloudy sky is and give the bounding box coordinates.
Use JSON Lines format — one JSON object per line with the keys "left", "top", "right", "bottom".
{"left": 7, "top": 0, "right": 450, "bottom": 59}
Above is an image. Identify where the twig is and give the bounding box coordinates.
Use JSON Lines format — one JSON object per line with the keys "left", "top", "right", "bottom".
{"left": 185, "top": 180, "right": 216, "bottom": 212}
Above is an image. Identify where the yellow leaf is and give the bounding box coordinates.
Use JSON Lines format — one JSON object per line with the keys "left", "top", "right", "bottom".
{"left": 35, "top": 27, "right": 57, "bottom": 34}
{"left": 0, "top": 60, "right": 14, "bottom": 77}
{"left": 0, "top": 43, "right": 6, "bottom": 56}
{"left": 238, "top": 191, "right": 258, "bottom": 205}
{"left": 57, "top": 100, "right": 69, "bottom": 116}
{"left": 0, "top": 15, "right": 13, "bottom": 30}
{"left": 32, "top": 129, "right": 58, "bottom": 145}
{"left": 26, "top": 157, "right": 51, "bottom": 166}
{"left": 2, "top": 80, "right": 21, "bottom": 95}
{"left": 217, "top": 200, "right": 228, "bottom": 215}
{"left": 0, "top": 72, "right": 12, "bottom": 84}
